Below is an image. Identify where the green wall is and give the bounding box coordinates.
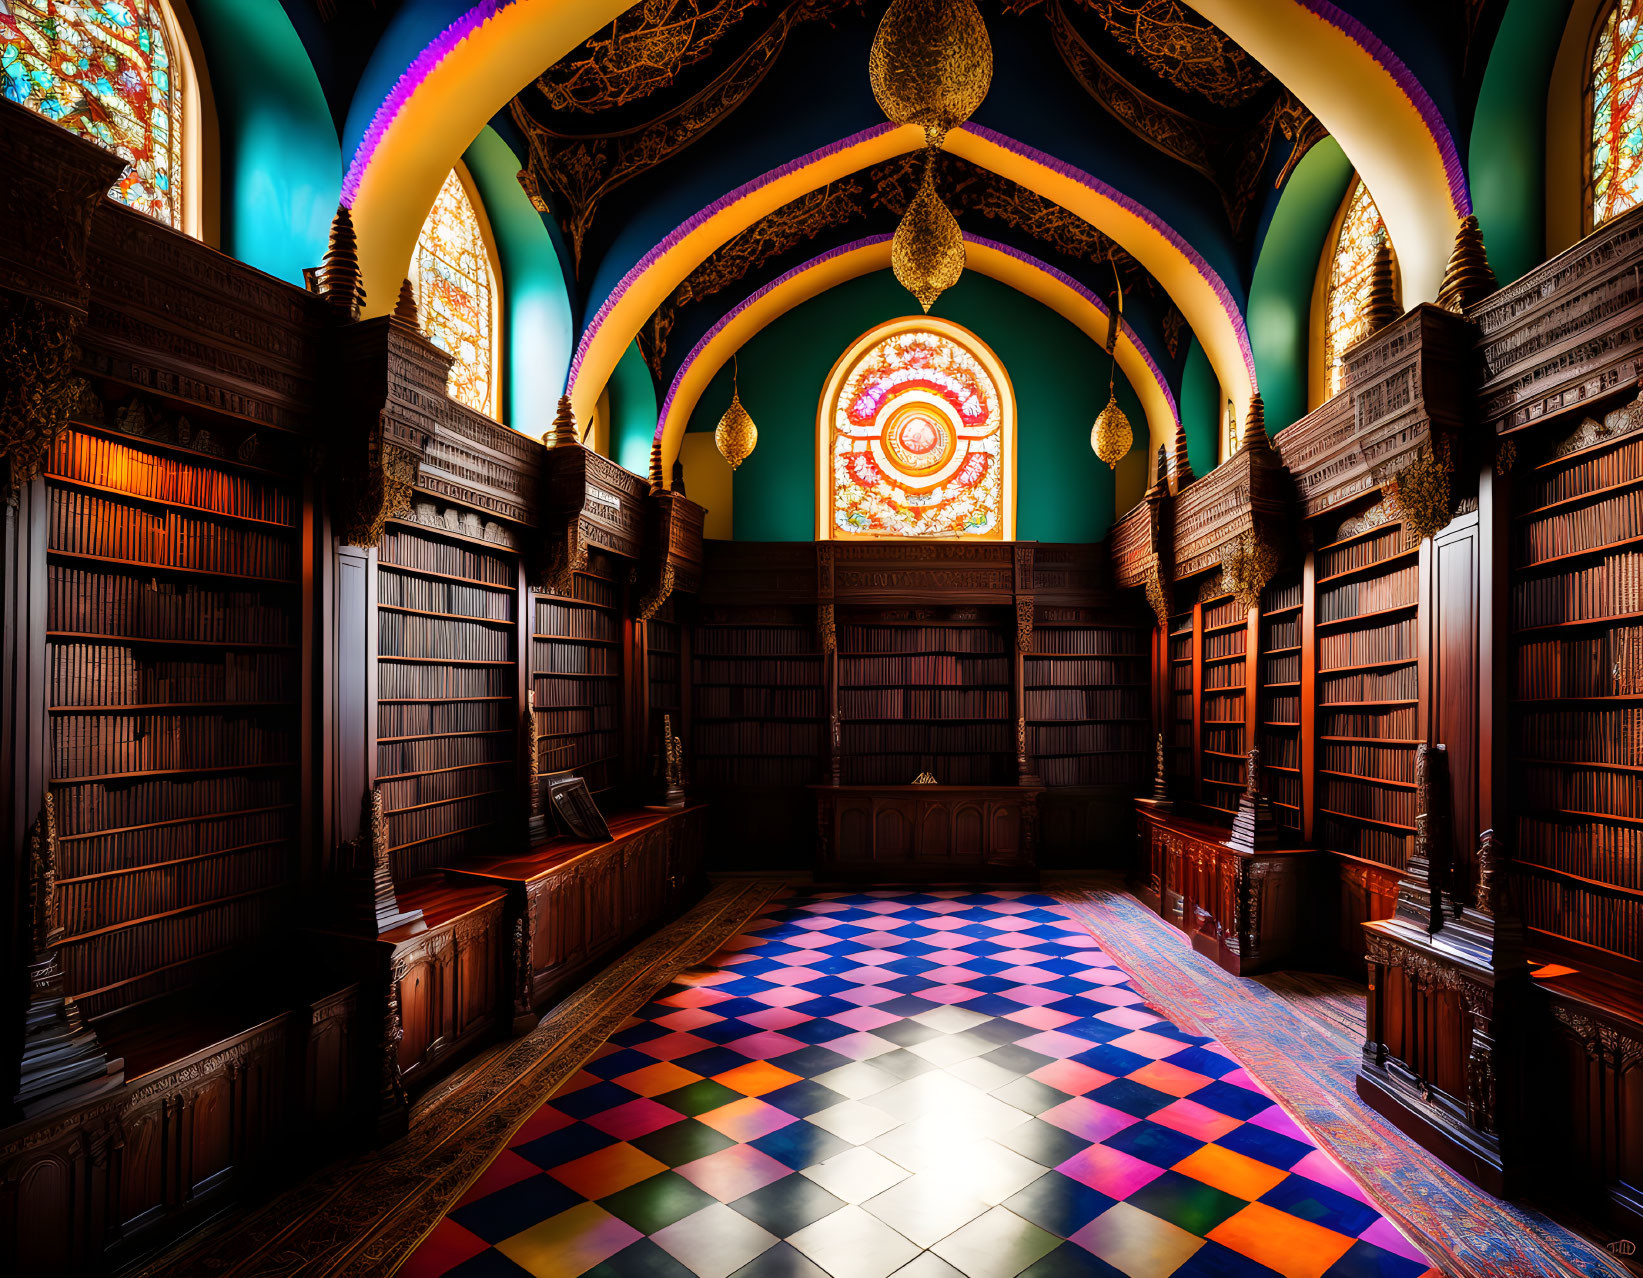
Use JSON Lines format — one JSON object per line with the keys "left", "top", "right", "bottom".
{"left": 1248, "top": 139, "right": 1354, "bottom": 435}
{"left": 610, "top": 341, "right": 661, "bottom": 475}
{"left": 684, "top": 270, "right": 1144, "bottom": 542}
{"left": 1177, "top": 338, "right": 1221, "bottom": 472}
{"left": 1470, "top": 0, "right": 1575, "bottom": 285}
{"left": 463, "top": 127, "right": 574, "bottom": 432}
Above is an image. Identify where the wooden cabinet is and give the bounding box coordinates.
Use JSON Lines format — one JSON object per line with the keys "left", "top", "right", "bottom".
{"left": 1134, "top": 807, "right": 1320, "bottom": 976}
{"left": 813, "top": 785, "right": 1040, "bottom": 883}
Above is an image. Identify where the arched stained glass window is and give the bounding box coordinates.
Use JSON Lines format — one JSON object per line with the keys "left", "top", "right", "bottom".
{"left": 1323, "top": 180, "right": 1390, "bottom": 399}
{"left": 411, "top": 166, "right": 500, "bottom": 419}
{"left": 819, "top": 318, "right": 1014, "bottom": 541}
{"left": 1589, "top": 0, "right": 1643, "bottom": 228}
{"left": 1, "top": 0, "right": 191, "bottom": 230}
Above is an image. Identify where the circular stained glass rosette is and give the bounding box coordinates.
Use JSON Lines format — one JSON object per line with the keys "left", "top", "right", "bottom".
{"left": 831, "top": 330, "right": 1003, "bottom": 538}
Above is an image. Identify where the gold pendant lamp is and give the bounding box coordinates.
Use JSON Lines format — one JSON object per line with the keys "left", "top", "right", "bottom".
{"left": 870, "top": 0, "right": 991, "bottom": 312}
{"left": 1090, "top": 269, "right": 1133, "bottom": 469}
{"left": 715, "top": 358, "right": 758, "bottom": 472}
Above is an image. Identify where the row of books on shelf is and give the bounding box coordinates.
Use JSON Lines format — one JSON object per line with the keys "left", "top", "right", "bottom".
{"left": 1512, "top": 551, "right": 1643, "bottom": 627}
{"left": 536, "top": 674, "right": 618, "bottom": 709}
{"left": 534, "top": 643, "right": 614, "bottom": 675}
{"left": 695, "top": 658, "right": 819, "bottom": 686}
{"left": 1518, "top": 708, "right": 1643, "bottom": 763}
{"left": 380, "top": 699, "right": 512, "bottom": 738}
{"left": 1170, "top": 665, "right": 1193, "bottom": 692}
{"left": 540, "top": 737, "right": 620, "bottom": 775}
{"left": 696, "top": 723, "right": 824, "bottom": 756}
{"left": 1518, "top": 487, "right": 1642, "bottom": 565}
{"left": 1024, "top": 688, "right": 1147, "bottom": 720}
{"left": 1263, "top": 770, "right": 1300, "bottom": 813}
{"left": 693, "top": 626, "right": 812, "bottom": 656}
{"left": 1518, "top": 815, "right": 1643, "bottom": 891}
{"left": 1263, "top": 580, "right": 1304, "bottom": 611}
{"left": 60, "top": 892, "right": 284, "bottom": 1018}
{"left": 1523, "top": 435, "right": 1643, "bottom": 508}
{"left": 537, "top": 598, "right": 615, "bottom": 640}
{"left": 1516, "top": 626, "right": 1643, "bottom": 698}
{"left": 1317, "top": 527, "right": 1407, "bottom": 578}
{"left": 842, "top": 756, "right": 1010, "bottom": 786}
{"left": 649, "top": 653, "right": 680, "bottom": 684}
{"left": 1203, "top": 598, "right": 1245, "bottom": 629}
{"left": 1038, "top": 756, "right": 1146, "bottom": 786}
{"left": 49, "top": 643, "right": 294, "bottom": 706}
{"left": 386, "top": 793, "right": 505, "bottom": 853}
{"left": 381, "top": 529, "right": 514, "bottom": 587}
{"left": 50, "top": 430, "right": 296, "bottom": 525}
{"left": 1318, "top": 564, "right": 1418, "bottom": 622}
{"left": 537, "top": 705, "right": 619, "bottom": 736}
{"left": 61, "top": 806, "right": 296, "bottom": 881}
{"left": 1320, "top": 741, "right": 1413, "bottom": 782}
{"left": 52, "top": 771, "right": 294, "bottom": 839}
{"left": 380, "top": 612, "right": 513, "bottom": 663}
{"left": 1320, "top": 776, "right": 1414, "bottom": 826}
{"left": 1205, "top": 662, "right": 1246, "bottom": 691}
{"left": 1030, "top": 723, "right": 1145, "bottom": 753}
{"left": 51, "top": 713, "right": 294, "bottom": 780}
{"left": 1203, "top": 756, "right": 1244, "bottom": 787}
{"left": 839, "top": 689, "right": 1010, "bottom": 719}
{"left": 1321, "top": 705, "right": 1420, "bottom": 738}
{"left": 383, "top": 661, "right": 511, "bottom": 700}
{"left": 539, "top": 572, "right": 616, "bottom": 609}
{"left": 839, "top": 626, "right": 1006, "bottom": 654}
{"left": 1264, "top": 618, "right": 1300, "bottom": 650}
{"left": 696, "top": 687, "right": 823, "bottom": 718}
{"left": 1205, "top": 631, "right": 1247, "bottom": 660}
{"left": 1320, "top": 666, "right": 1418, "bottom": 702}
{"left": 1030, "top": 629, "right": 1142, "bottom": 656}
{"left": 379, "top": 761, "right": 510, "bottom": 814}
{"left": 379, "top": 733, "right": 513, "bottom": 778}
{"left": 1263, "top": 653, "right": 1300, "bottom": 684}
{"left": 840, "top": 724, "right": 1012, "bottom": 755}
{"left": 57, "top": 842, "right": 288, "bottom": 938}
{"left": 1317, "top": 814, "right": 1410, "bottom": 868}
{"left": 51, "top": 489, "right": 295, "bottom": 578}
{"left": 1524, "top": 764, "right": 1643, "bottom": 822}
{"left": 1204, "top": 727, "right": 1246, "bottom": 755}
{"left": 1025, "top": 658, "right": 1139, "bottom": 687}
{"left": 48, "top": 565, "right": 294, "bottom": 644}
{"left": 1203, "top": 692, "right": 1246, "bottom": 718}
{"left": 840, "top": 655, "right": 1010, "bottom": 686}
{"left": 380, "top": 570, "right": 514, "bottom": 622}
{"left": 1519, "top": 873, "right": 1640, "bottom": 959}
{"left": 1319, "top": 619, "right": 1415, "bottom": 669}
{"left": 1265, "top": 693, "right": 1301, "bottom": 722}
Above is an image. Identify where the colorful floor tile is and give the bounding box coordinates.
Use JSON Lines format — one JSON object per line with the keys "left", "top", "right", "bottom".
{"left": 401, "top": 891, "right": 1442, "bottom": 1278}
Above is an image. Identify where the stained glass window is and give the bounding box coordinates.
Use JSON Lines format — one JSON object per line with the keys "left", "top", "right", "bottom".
{"left": 821, "top": 321, "right": 1013, "bottom": 540}
{"left": 411, "top": 167, "right": 500, "bottom": 419}
{"left": 1589, "top": 0, "right": 1643, "bottom": 228}
{"left": 1323, "top": 180, "right": 1390, "bottom": 399}
{"left": 2, "top": 0, "right": 187, "bottom": 229}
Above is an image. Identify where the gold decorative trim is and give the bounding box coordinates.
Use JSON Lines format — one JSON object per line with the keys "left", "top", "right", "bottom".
{"left": 0, "top": 294, "right": 84, "bottom": 500}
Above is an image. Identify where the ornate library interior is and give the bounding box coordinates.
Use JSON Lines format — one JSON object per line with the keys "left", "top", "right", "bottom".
{"left": 2, "top": 1, "right": 1641, "bottom": 1275}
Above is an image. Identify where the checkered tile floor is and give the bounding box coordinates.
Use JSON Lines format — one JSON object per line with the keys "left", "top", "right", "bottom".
{"left": 403, "top": 891, "right": 1440, "bottom": 1278}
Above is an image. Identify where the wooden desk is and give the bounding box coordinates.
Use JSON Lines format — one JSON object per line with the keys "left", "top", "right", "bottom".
{"left": 449, "top": 806, "right": 707, "bottom": 1030}
{"left": 812, "top": 785, "right": 1040, "bottom": 884}
{"left": 1134, "top": 804, "right": 1320, "bottom": 976}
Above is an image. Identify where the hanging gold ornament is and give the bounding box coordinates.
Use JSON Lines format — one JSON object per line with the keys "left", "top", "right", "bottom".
{"left": 1090, "top": 268, "right": 1132, "bottom": 468}
{"left": 893, "top": 149, "right": 965, "bottom": 312}
{"left": 869, "top": 0, "right": 993, "bottom": 148}
{"left": 715, "top": 360, "right": 758, "bottom": 471}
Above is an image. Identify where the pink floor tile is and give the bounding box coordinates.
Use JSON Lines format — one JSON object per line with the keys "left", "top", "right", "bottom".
{"left": 1040, "top": 1096, "right": 1139, "bottom": 1142}
{"left": 1149, "top": 1098, "right": 1244, "bottom": 1142}
{"left": 586, "top": 1098, "right": 683, "bottom": 1140}
{"left": 1058, "top": 1144, "right": 1166, "bottom": 1198}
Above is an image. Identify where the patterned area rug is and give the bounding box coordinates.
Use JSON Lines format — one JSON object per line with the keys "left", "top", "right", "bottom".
{"left": 1054, "top": 877, "right": 1630, "bottom": 1278}
{"left": 401, "top": 889, "right": 1445, "bottom": 1278}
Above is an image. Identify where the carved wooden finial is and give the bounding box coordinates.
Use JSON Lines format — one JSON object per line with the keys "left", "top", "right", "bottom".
{"left": 1147, "top": 444, "right": 1171, "bottom": 498}
{"left": 1170, "top": 419, "right": 1195, "bottom": 491}
{"left": 1364, "top": 242, "right": 1398, "bottom": 335}
{"left": 546, "top": 394, "right": 579, "bottom": 449}
{"left": 1229, "top": 745, "right": 1277, "bottom": 851}
{"left": 1436, "top": 214, "right": 1497, "bottom": 314}
{"left": 672, "top": 458, "right": 687, "bottom": 498}
{"left": 649, "top": 438, "right": 665, "bottom": 495}
{"left": 392, "top": 278, "right": 421, "bottom": 332}
{"left": 1240, "top": 393, "right": 1270, "bottom": 453}
{"left": 320, "top": 205, "right": 367, "bottom": 320}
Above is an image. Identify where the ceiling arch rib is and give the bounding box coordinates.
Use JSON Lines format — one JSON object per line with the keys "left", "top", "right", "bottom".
{"left": 656, "top": 234, "right": 1180, "bottom": 479}
{"left": 566, "top": 122, "right": 1253, "bottom": 443}
{"left": 1181, "top": 0, "right": 1468, "bottom": 303}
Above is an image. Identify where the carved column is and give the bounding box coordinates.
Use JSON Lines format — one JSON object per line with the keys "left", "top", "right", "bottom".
{"left": 0, "top": 100, "right": 128, "bottom": 1119}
